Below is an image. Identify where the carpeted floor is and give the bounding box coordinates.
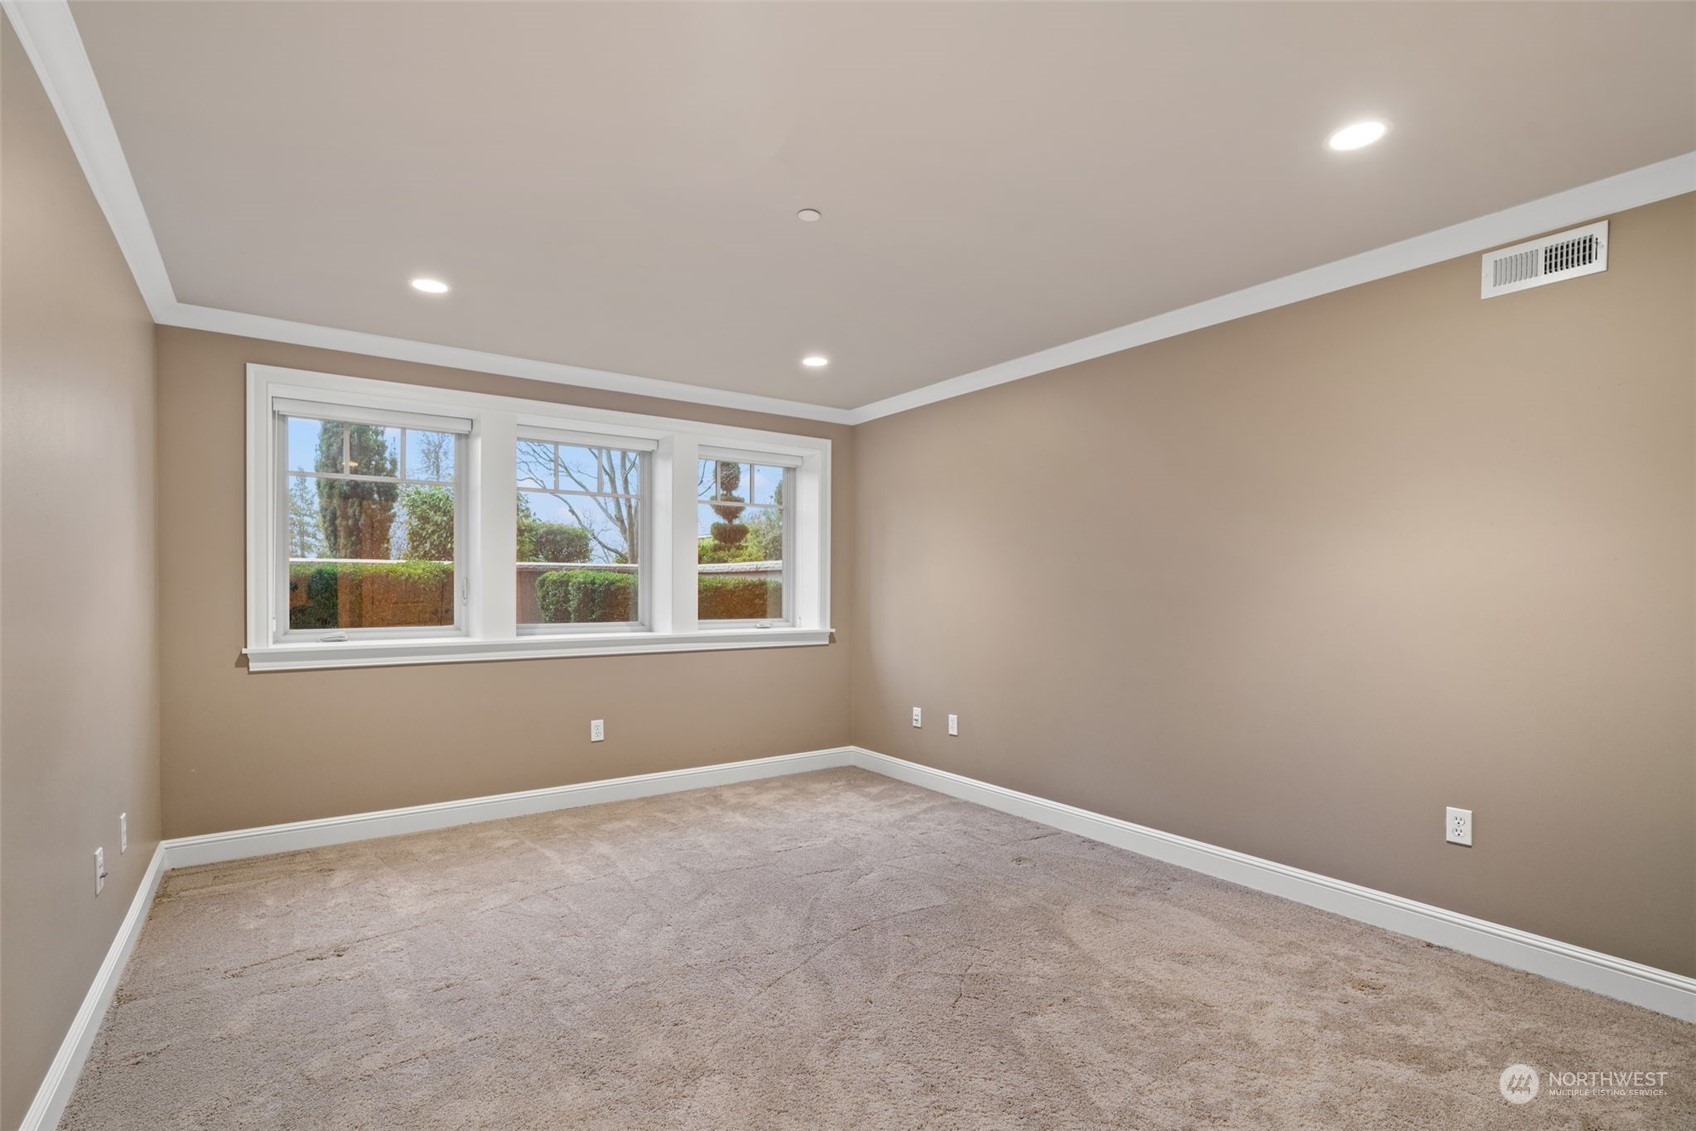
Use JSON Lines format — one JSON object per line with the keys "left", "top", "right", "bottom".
{"left": 62, "top": 768, "right": 1692, "bottom": 1129}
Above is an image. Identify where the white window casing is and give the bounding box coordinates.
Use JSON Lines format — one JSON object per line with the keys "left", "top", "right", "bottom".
{"left": 246, "top": 364, "right": 832, "bottom": 672}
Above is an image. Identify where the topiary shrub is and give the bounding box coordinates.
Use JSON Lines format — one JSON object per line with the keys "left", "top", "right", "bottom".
{"left": 709, "top": 521, "right": 748, "bottom": 546}
{"left": 698, "top": 576, "right": 782, "bottom": 620}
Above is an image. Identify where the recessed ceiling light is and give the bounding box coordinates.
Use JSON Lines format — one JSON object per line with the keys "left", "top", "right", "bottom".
{"left": 1326, "top": 120, "right": 1389, "bottom": 152}
{"left": 801, "top": 355, "right": 829, "bottom": 368}
{"left": 410, "top": 277, "right": 450, "bottom": 294}
{"left": 797, "top": 209, "right": 822, "bottom": 222}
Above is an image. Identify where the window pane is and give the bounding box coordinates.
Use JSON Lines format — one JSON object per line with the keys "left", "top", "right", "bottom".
{"left": 697, "top": 459, "right": 784, "bottom": 622}
{"left": 405, "top": 430, "right": 455, "bottom": 482}
{"left": 287, "top": 417, "right": 342, "bottom": 473}
{"left": 751, "top": 464, "right": 783, "bottom": 506}
{"left": 285, "top": 463, "right": 456, "bottom": 630}
{"left": 346, "top": 426, "right": 400, "bottom": 478}
{"left": 517, "top": 441, "right": 642, "bottom": 625}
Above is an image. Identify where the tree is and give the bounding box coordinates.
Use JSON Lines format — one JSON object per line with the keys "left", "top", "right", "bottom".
{"left": 398, "top": 485, "right": 454, "bottom": 561}
{"left": 517, "top": 442, "right": 640, "bottom": 563}
{"left": 515, "top": 492, "right": 593, "bottom": 563}
{"left": 316, "top": 423, "right": 397, "bottom": 559}
{"left": 288, "top": 476, "right": 325, "bottom": 558}
{"left": 411, "top": 430, "right": 452, "bottom": 481}
{"left": 746, "top": 480, "right": 783, "bottom": 561}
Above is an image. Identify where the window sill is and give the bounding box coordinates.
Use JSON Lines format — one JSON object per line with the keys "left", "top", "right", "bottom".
{"left": 244, "top": 627, "right": 833, "bottom": 672}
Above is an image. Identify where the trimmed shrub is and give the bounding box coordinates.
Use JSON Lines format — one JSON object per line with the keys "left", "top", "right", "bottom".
{"left": 294, "top": 565, "right": 341, "bottom": 629}
{"left": 698, "top": 576, "right": 781, "bottom": 621}
{"left": 287, "top": 561, "right": 455, "bottom": 629}
{"left": 709, "top": 521, "right": 748, "bottom": 546}
{"left": 569, "top": 570, "right": 636, "bottom": 623}
{"left": 519, "top": 520, "right": 590, "bottom": 564}
{"left": 534, "top": 569, "right": 636, "bottom": 624}
{"left": 534, "top": 569, "right": 574, "bottom": 623}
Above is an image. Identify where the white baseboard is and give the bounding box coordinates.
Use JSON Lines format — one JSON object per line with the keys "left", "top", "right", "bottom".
{"left": 24, "top": 742, "right": 1692, "bottom": 1128}
{"left": 19, "top": 843, "right": 167, "bottom": 1131}
{"left": 848, "top": 747, "right": 1696, "bottom": 1023}
{"left": 163, "top": 746, "right": 857, "bottom": 868}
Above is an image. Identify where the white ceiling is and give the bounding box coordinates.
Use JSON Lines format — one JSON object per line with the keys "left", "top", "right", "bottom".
{"left": 68, "top": 1, "right": 1696, "bottom": 411}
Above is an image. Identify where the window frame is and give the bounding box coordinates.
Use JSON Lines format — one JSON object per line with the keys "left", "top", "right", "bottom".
{"left": 515, "top": 429, "right": 655, "bottom": 636}
{"left": 245, "top": 365, "right": 832, "bottom": 672}
{"left": 695, "top": 451, "right": 796, "bottom": 629}
{"left": 275, "top": 411, "right": 470, "bottom": 644}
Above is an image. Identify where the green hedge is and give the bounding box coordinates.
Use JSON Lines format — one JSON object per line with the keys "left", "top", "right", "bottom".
{"left": 288, "top": 561, "right": 455, "bottom": 629}
{"left": 530, "top": 570, "right": 780, "bottom": 623}
{"left": 698, "top": 576, "right": 782, "bottom": 621}
{"left": 535, "top": 569, "right": 636, "bottom": 624}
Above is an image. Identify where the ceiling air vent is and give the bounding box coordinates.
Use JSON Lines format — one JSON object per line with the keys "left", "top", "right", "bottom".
{"left": 1481, "top": 220, "right": 1608, "bottom": 299}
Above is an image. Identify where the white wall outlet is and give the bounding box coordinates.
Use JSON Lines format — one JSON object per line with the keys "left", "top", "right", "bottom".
{"left": 912, "top": 707, "right": 922, "bottom": 728}
{"left": 119, "top": 812, "right": 128, "bottom": 854}
{"left": 590, "top": 719, "right": 605, "bottom": 742}
{"left": 1446, "top": 806, "right": 1473, "bottom": 847}
{"left": 947, "top": 714, "right": 959, "bottom": 736}
{"left": 94, "top": 847, "right": 107, "bottom": 895}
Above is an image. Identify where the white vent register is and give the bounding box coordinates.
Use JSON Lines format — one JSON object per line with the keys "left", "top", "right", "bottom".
{"left": 1481, "top": 220, "right": 1608, "bottom": 299}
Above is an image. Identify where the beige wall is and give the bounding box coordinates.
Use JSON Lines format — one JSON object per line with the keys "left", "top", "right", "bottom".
{"left": 154, "top": 327, "right": 853, "bottom": 838}
{"left": 4, "top": 16, "right": 1690, "bottom": 1118}
{"left": 850, "top": 194, "right": 1696, "bottom": 977}
{"left": 0, "top": 19, "right": 162, "bottom": 1127}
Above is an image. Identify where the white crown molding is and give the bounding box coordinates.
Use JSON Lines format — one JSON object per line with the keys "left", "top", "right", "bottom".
{"left": 17, "top": 844, "right": 167, "bottom": 1131}
{"left": 5, "top": 0, "right": 855, "bottom": 426}
{"left": 11, "top": 0, "right": 1694, "bottom": 428}
{"left": 849, "top": 748, "right": 1696, "bottom": 1022}
{"left": 2, "top": 0, "right": 174, "bottom": 319}
{"left": 845, "top": 152, "right": 1696, "bottom": 423}
{"left": 162, "top": 303, "right": 858, "bottom": 425}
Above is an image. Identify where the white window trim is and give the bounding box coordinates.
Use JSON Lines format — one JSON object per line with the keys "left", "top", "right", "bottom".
{"left": 245, "top": 364, "right": 832, "bottom": 672}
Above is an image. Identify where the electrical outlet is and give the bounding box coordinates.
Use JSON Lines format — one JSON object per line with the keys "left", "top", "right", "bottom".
{"left": 119, "top": 812, "right": 128, "bottom": 854}
{"left": 912, "top": 707, "right": 922, "bottom": 728}
{"left": 94, "top": 847, "right": 107, "bottom": 895}
{"left": 947, "top": 714, "right": 959, "bottom": 736}
{"left": 1446, "top": 806, "right": 1473, "bottom": 847}
{"left": 590, "top": 719, "right": 605, "bottom": 742}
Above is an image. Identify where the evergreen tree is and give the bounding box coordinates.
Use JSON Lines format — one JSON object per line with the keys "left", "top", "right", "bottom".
{"left": 288, "top": 476, "right": 325, "bottom": 558}
{"left": 316, "top": 423, "right": 398, "bottom": 558}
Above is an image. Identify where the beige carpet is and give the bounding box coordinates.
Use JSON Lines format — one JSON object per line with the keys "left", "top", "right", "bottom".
{"left": 62, "top": 768, "right": 1692, "bottom": 1129}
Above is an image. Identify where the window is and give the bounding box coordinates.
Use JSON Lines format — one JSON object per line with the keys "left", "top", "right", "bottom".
{"left": 518, "top": 438, "right": 646, "bottom": 629}
{"left": 246, "top": 365, "right": 830, "bottom": 670}
{"left": 697, "top": 457, "right": 789, "bottom": 624}
{"left": 279, "top": 409, "right": 466, "bottom": 637}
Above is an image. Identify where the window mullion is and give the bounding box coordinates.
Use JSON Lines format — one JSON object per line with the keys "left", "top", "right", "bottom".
{"left": 470, "top": 412, "right": 518, "bottom": 640}
{"left": 660, "top": 434, "right": 697, "bottom": 635}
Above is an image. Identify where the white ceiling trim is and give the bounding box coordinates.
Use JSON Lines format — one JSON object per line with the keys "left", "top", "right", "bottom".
{"left": 4, "top": 0, "right": 173, "bottom": 319}
{"left": 11, "top": 0, "right": 1693, "bottom": 429}
{"left": 161, "top": 303, "right": 857, "bottom": 424}
{"left": 6, "top": 0, "right": 855, "bottom": 426}
{"left": 845, "top": 150, "right": 1696, "bottom": 424}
